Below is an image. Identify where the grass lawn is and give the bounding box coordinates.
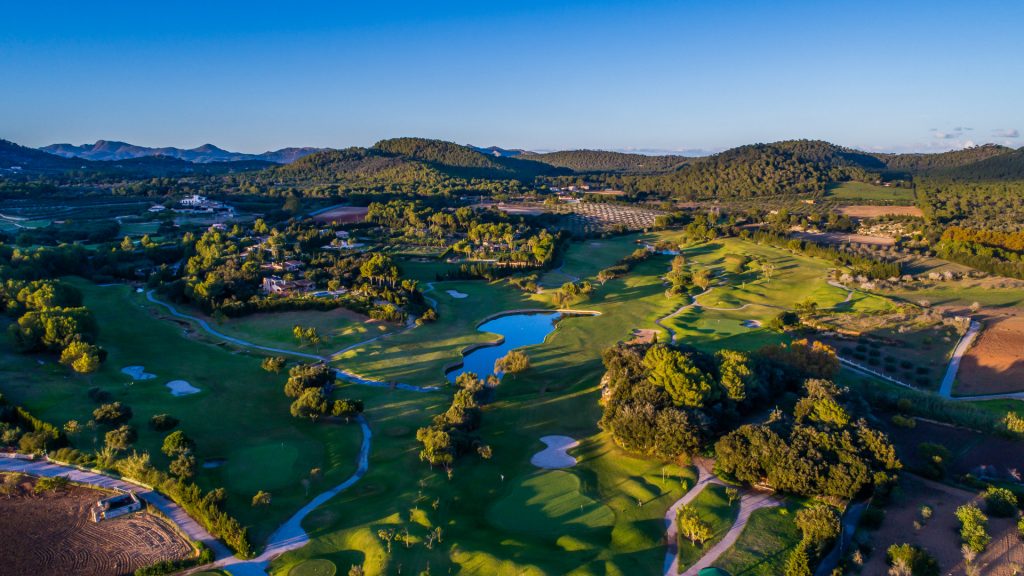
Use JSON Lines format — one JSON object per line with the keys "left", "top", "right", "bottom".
{"left": 713, "top": 500, "right": 804, "bottom": 576}
{"left": 540, "top": 234, "right": 644, "bottom": 286}
{"left": 0, "top": 279, "right": 363, "bottom": 545}
{"left": 186, "top": 306, "right": 396, "bottom": 356}
{"left": 119, "top": 221, "right": 161, "bottom": 236}
{"left": 882, "top": 280, "right": 1024, "bottom": 309}
{"left": 825, "top": 182, "right": 915, "bottom": 203}
{"left": 273, "top": 242, "right": 704, "bottom": 575}
{"left": 677, "top": 483, "right": 741, "bottom": 570}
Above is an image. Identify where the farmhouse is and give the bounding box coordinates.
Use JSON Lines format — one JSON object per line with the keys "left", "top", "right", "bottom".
{"left": 90, "top": 491, "right": 142, "bottom": 522}
{"left": 180, "top": 194, "right": 207, "bottom": 207}
{"left": 262, "top": 276, "right": 315, "bottom": 295}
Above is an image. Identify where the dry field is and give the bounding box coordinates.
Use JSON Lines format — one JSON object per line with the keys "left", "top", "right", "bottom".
{"left": 839, "top": 205, "right": 924, "bottom": 218}
{"left": 860, "top": 474, "right": 1022, "bottom": 575}
{"left": 311, "top": 205, "right": 369, "bottom": 224}
{"left": 959, "top": 311, "right": 1024, "bottom": 395}
{"left": 0, "top": 475, "right": 193, "bottom": 576}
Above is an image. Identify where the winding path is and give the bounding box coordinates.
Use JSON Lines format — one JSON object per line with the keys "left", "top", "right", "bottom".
{"left": 0, "top": 456, "right": 231, "bottom": 560}
{"left": 662, "top": 462, "right": 780, "bottom": 576}
{"left": 654, "top": 288, "right": 715, "bottom": 343}
{"left": 145, "top": 290, "right": 439, "bottom": 392}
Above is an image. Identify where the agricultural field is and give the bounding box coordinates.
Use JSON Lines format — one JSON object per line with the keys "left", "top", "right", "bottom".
{"left": 825, "top": 181, "right": 916, "bottom": 204}
{"left": 0, "top": 280, "right": 364, "bottom": 544}
{"left": 0, "top": 473, "right": 193, "bottom": 576}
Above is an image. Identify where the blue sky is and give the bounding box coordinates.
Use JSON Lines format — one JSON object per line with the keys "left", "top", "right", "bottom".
{"left": 2, "top": 0, "right": 1021, "bottom": 154}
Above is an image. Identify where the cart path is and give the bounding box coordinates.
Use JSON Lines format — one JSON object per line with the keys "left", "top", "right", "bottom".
{"left": 145, "top": 290, "right": 440, "bottom": 392}
{"left": 654, "top": 288, "right": 715, "bottom": 343}
{"left": 663, "top": 461, "right": 780, "bottom": 576}
{"left": 190, "top": 416, "right": 372, "bottom": 576}
{"left": 938, "top": 320, "right": 983, "bottom": 398}
{"left": 0, "top": 457, "right": 232, "bottom": 560}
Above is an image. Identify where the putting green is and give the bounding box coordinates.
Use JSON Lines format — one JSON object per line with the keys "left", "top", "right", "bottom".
{"left": 487, "top": 470, "right": 614, "bottom": 540}
{"left": 226, "top": 442, "right": 301, "bottom": 493}
{"left": 288, "top": 558, "right": 337, "bottom": 576}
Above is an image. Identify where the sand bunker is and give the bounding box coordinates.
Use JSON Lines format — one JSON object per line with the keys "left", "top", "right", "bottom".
{"left": 202, "top": 458, "right": 226, "bottom": 469}
{"left": 741, "top": 319, "right": 762, "bottom": 328}
{"left": 446, "top": 290, "right": 468, "bottom": 299}
{"left": 166, "top": 380, "right": 200, "bottom": 396}
{"left": 121, "top": 366, "right": 156, "bottom": 380}
{"left": 531, "top": 435, "right": 580, "bottom": 469}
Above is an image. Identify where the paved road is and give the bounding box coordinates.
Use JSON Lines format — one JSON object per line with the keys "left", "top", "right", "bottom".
{"left": 0, "top": 457, "right": 232, "bottom": 560}
{"left": 938, "top": 320, "right": 982, "bottom": 398}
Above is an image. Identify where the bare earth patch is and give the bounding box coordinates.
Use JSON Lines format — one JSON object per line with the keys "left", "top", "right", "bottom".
{"left": 958, "top": 311, "right": 1024, "bottom": 395}
{"left": 0, "top": 476, "right": 192, "bottom": 576}
{"left": 838, "top": 205, "right": 924, "bottom": 218}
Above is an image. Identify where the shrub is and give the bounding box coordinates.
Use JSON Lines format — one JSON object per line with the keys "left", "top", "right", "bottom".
{"left": 891, "top": 414, "right": 916, "bottom": 429}
{"left": 917, "top": 443, "right": 950, "bottom": 480}
{"left": 149, "top": 414, "right": 179, "bottom": 431}
{"left": 982, "top": 486, "right": 1018, "bottom": 517}
{"left": 956, "top": 504, "right": 990, "bottom": 553}
{"left": 886, "top": 543, "right": 939, "bottom": 576}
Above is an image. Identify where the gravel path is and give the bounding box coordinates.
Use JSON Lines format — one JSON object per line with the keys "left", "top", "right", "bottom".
{"left": 938, "top": 320, "right": 982, "bottom": 398}
{"left": 0, "top": 457, "right": 232, "bottom": 560}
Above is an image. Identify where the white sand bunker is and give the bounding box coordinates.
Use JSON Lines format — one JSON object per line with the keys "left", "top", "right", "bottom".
{"left": 166, "top": 380, "right": 200, "bottom": 396}
{"left": 446, "top": 290, "right": 468, "bottom": 299}
{"left": 531, "top": 435, "right": 580, "bottom": 469}
{"left": 121, "top": 366, "right": 156, "bottom": 380}
{"left": 741, "top": 319, "right": 762, "bottom": 328}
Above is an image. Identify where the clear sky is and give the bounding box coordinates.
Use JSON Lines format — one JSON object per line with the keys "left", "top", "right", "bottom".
{"left": 2, "top": 0, "right": 1021, "bottom": 154}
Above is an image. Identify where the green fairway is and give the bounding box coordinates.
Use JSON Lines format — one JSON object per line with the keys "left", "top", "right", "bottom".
{"left": 677, "top": 484, "right": 741, "bottom": 570}
{"left": 119, "top": 221, "right": 161, "bottom": 236}
{"left": 540, "top": 234, "right": 643, "bottom": 286}
{"left": 487, "top": 470, "right": 615, "bottom": 539}
{"left": 825, "top": 181, "right": 915, "bottom": 203}
{"left": 288, "top": 558, "right": 338, "bottom": 576}
{"left": 713, "top": 501, "right": 804, "bottom": 575}
{"left": 0, "top": 279, "right": 363, "bottom": 545}
{"left": 186, "top": 306, "right": 395, "bottom": 355}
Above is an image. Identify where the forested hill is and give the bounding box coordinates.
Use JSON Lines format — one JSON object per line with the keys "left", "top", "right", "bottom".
{"left": 372, "top": 137, "right": 568, "bottom": 180}
{"left": 926, "top": 147, "right": 1024, "bottom": 181}
{"left": 583, "top": 140, "right": 886, "bottom": 200}
{"left": 520, "top": 149, "right": 689, "bottom": 173}
{"left": 876, "top": 144, "right": 1015, "bottom": 174}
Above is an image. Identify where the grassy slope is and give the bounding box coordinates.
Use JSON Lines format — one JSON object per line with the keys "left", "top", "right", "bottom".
{"left": 825, "top": 181, "right": 915, "bottom": 203}
{"left": 677, "top": 483, "right": 741, "bottom": 570}
{"left": 0, "top": 279, "right": 362, "bottom": 545}
{"left": 712, "top": 500, "right": 804, "bottom": 576}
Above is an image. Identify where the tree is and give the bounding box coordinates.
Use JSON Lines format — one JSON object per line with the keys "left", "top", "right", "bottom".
{"left": 60, "top": 340, "right": 102, "bottom": 374}
{"left": 982, "top": 486, "right": 1017, "bottom": 517}
{"left": 761, "top": 261, "right": 776, "bottom": 283}
{"left": 795, "top": 503, "right": 841, "bottom": 555}
{"left": 93, "top": 402, "right": 132, "bottom": 425}
{"left": 161, "top": 430, "right": 194, "bottom": 457}
{"left": 104, "top": 425, "right": 137, "bottom": 451}
{"left": 692, "top": 268, "right": 713, "bottom": 290}
{"left": 725, "top": 487, "right": 739, "bottom": 506}
{"left": 1, "top": 473, "right": 24, "bottom": 499}
{"left": 120, "top": 236, "right": 135, "bottom": 251}
{"left": 377, "top": 528, "right": 396, "bottom": 553}
{"left": 887, "top": 543, "right": 939, "bottom": 576}
{"left": 261, "top": 356, "right": 286, "bottom": 373}
{"left": 716, "top": 349, "right": 761, "bottom": 403}
{"left": 494, "top": 350, "right": 530, "bottom": 375}
{"left": 643, "top": 345, "right": 717, "bottom": 408}
{"left": 415, "top": 427, "right": 455, "bottom": 467}
{"left": 290, "top": 388, "right": 329, "bottom": 421}
{"left": 251, "top": 490, "right": 272, "bottom": 507}
{"left": 677, "top": 505, "right": 713, "bottom": 545}
{"left": 784, "top": 543, "right": 812, "bottom": 576}
{"left": 956, "top": 504, "right": 990, "bottom": 553}
{"left": 149, "top": 414, "right": 179, "bottom": 431}
{"left": 169, "top": 453, "right": 196, "bottom": 479}
{"left": 331, "top": 399, "right": 364, "bottom": 420}
{"left": 284, "top": 363, "right": 335, "bottom": 398}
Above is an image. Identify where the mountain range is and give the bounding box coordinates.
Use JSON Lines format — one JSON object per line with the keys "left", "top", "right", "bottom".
{"left": 40, "top": 140, "right": 322, "bottom": 164}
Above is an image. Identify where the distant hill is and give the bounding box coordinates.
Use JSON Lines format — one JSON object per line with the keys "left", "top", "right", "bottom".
{"left": 471, "top": 145, "right": 526, "bottom": 158}
{"left": 40, "top": 140, "right": 322, "bottom": 164}
{"left": 875, "top": 144, "right": 1016, "bottom": 174}
{"left": 926, "top": 146, "right": 1024, "bottom": 180}
{"left": 1, "top": 138, "right": 274, "bottom": 178}
{"left": 520, "top": 149, "right": 689, "bottom": 173}
{"left": 372, "top": 137, "right": 568, "bottom": 180}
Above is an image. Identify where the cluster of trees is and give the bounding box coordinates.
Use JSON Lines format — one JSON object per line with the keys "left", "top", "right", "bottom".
{"left": 366, "top": 199, "right": 560, "bottom": 266}
{"left": 741, "top": 229, "right": 901, "bottom": 279}
{"left": 599, "top": 343, "right": 779, "bottom": 461}
{"left": 2, "top": 278, "right": 104, "bottom": 374}
{"left": 524, "top": 149, "right": 686, "bottom": 174}
{"left": 784, "top": 504, "right": 841, "bottom": 576}
{"left": 918, "top": 180, "right": 1024, "bottom": 233}
{"left": 715, "top": 378, "right": 901, "bottom": 499}
{"left": 283, "top": 363, "right": 364, "bottom": 422}
{"left": 0, "top": 393, "right": 66, "bottom": 453}
{"left": 597, "top": 247, "right": 654, "bottom": 284}
{"left": 416, "top": 372, "right": 493, "bottom": 470}
{"left": 934, "top": 225, "right": 1024, "bottom": 279}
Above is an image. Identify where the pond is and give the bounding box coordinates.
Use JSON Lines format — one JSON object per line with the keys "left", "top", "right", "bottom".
{"left": 446, "top": 311, "right": 593, "bottom": 383}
